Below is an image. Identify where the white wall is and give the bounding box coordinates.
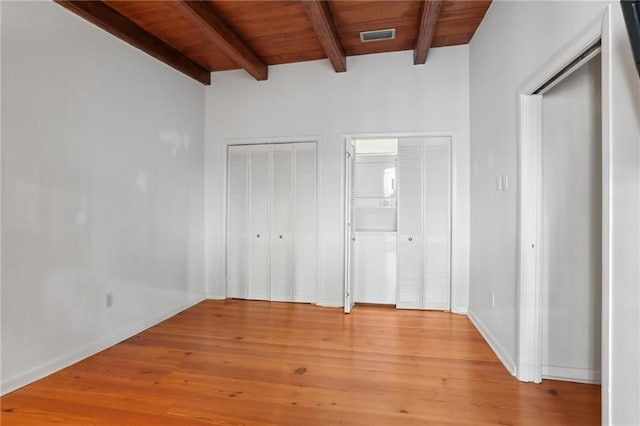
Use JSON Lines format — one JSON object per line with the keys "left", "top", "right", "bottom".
{"left": 205, "top": 48, "right": 470, "bottom": 310}
{"left": 1, "top": 1, "right": 206, "bottom": 394}
{"left": 541, "top": 55, "right": 602, "bottom": 383}
{"left": 469, "top": 0, "right": 606, "bottom": 372}
{"left": 605, "top": 5, "right": 640, "bottom": 423}
{"left": 469, "top": 1, "right": 640, "bottom": 424}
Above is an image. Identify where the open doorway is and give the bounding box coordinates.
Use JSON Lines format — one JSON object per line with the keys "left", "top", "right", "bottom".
{"left": 540, "top": 53, "right": 602, "bottom": 384}
{"left": 346, "top": 138, "right": 398, "bottom": 310}
{"left": 516, "top": 21, "right": 606, "bottom": 390}
{"left": 344, "top": 135, "right": 452, "bottom": 314}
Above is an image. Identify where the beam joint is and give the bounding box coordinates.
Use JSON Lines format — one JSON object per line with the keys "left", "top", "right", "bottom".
{"left": 302, "top": 0, "right": 347, "bottom": 73}
{"left": 414, "top": 0, "right": 443, "bottom": 65}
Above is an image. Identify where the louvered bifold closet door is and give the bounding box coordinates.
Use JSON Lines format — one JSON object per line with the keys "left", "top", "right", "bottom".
{"left": 293, "top": 143, "right": 317, "bottom": 302}
{"left": 227, "top": 145, "right": 250, "bottom": 299}
{"left": 423, "top": 138, "right": 451, "bottom": 310}
{"left": 270, "top": 144, "right": 294, "bottom": 302}
{"left": 248, "top": 145, "right": 271, "bottom": 300}
{"left": 397, "top": 139, "right": 424, "bottom": 309}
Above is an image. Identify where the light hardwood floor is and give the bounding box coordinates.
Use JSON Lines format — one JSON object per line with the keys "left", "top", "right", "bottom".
{"left": 1, "top": 300, "right": 600, "bottom": 425}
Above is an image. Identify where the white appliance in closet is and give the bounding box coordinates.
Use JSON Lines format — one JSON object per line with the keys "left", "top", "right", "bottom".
{"left": 226, "top": 142, "right": 317, "bottom": 303}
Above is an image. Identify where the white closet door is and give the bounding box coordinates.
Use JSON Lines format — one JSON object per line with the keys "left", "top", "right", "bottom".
{"left": 227, "top": 145, "right": 249, "bottom": 299}
{"left": 248, "top": 145, "right": 271, "bottom": 300}
{"left": 293, "top": 142, "right": 316, "bottom": 303}
{"left": 344, "top": 139, "right": 356, "bottom": 313}
{"left": 423, "top": 138, "right": 451, "bottom": 310}
{"left": 397, "top": 138, "right": 424, "bottom": 309}
{"left": 270, "top": 144, "right": 294, "bottom": 302}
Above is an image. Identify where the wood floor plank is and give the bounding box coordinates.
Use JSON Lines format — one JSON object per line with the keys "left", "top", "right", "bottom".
{"left": 1, "top": 300, "right": 600, "bottom": 425}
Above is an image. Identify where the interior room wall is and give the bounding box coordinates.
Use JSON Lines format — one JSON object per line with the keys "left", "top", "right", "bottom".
{"left": 1, "top": 1, "right": 206, "bottom": 394}
{"left": 605, "top": 5, "right": 640, "bottom": 423}
{"left": 469, "top": 1, "right": 639, "bottom": 423}
{"left": 541, "top": 55, "right": 602, "bottom": 383}
{"left": 204, "top": 47, "right": 470, "bottom": 310}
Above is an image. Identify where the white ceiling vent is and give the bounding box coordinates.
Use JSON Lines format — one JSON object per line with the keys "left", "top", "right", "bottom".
{"left": 360, "top": 28, "right": 396, "bottom": 42}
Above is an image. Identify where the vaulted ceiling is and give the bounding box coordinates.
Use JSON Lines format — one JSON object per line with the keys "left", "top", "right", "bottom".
{"left": 55, "top": 1, "right": 491, "bottom": 85}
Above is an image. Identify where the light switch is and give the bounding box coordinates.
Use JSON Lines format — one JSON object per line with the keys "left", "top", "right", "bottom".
{"left": 502, "top": 174, "right": 509, "bottom": 191}
{"left": 495, "top": 176, "right": 502, "bottom": 192}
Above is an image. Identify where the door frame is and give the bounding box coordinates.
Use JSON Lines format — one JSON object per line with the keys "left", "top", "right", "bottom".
{"left": 223, "top": 136, "right": 321, "bottom": 303}
{"left": 515, "top": 8, "right": 611, "bottom": 420}
{"left": 341, "top": 131, "right": 459, "bottom": 313}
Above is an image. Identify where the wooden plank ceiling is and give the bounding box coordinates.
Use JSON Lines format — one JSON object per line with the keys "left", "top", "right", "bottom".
{"left": 55, "top": 1, "right": 491, "bottom": 86}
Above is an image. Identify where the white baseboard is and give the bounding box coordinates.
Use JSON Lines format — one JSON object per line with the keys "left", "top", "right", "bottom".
{"left": 204, "top": 294, "right": 342, "bottom": 309}
{"left": 316, "top": 299, "right": 342, "bottom": 308}
{"left": 467, "top": 310, "right": 517, "bottom": 376}
{"left": 1, "top": 295, "right": 205, "bottom": 396}
{"left": 452, "top": 306, "right": 468, "bottom": 314}
{"left": 206, "top": 292, "right": 226, "bottom": 300}
{"left": 542, "top": 365, "right": 601, "bottom": 384}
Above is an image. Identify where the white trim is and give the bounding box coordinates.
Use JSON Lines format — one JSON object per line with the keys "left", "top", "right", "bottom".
{"left": 206, "top": 292, "right": 226, "bottom": 300}
{"left": 0, "top": 0, "right": 3, "bottom": 397}
{"left": 342, "top": 137, "right": 354, "bottom": 313}
{"left": 345, "top": 130, "right": 458, "bottom": 140}
{"left": 0, "top": 295, "right": 206, "bottom": 396}
{"left": 223, "top": 135, "right": 322, "bottom": 146}
{"left": 600, "top": 7, "right": 612, "bottom": 424}
{"left": 315, "top": 138, "right": 323, "bottom": 308}
{"left": 316, "top": 299, "right": 342, "bottom": 308}
{"left": 467, "top": 310, "right": 517, "bottom": 376}
{"left": 517, "top": 94, "right": 543, "bottom": 383}
{"left": 453, "top": 306, "right": 468, "bottom": 315}
{"left": 535, "top": 46, "right": 602, "bottom": 96}
{"left": 518, "top": 16, "right": 603, "bottom": 95}
{"left": 542, "top": 366, "right": 601, "bottom": 385}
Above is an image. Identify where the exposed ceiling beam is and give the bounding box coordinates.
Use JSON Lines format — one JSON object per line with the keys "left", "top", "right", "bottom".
{"left": 54, "top": 1, "right": 211, "bottom": 85}
{"left": 169, "top": 1, "right": 268, "bottom": 81}
{"left": 414, "top": 0, "right": 443, "bottom": 65}
{"left": 301, "top": 0, "right": 346, "bottom": 73}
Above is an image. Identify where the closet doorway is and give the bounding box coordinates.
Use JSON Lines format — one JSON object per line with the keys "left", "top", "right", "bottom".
{"left": 226, "top": 141, "right": 317, "bottom": 303}
{"left": 540, "top": 53, "right": 602, "bottom": 384}
{"left": 344, "top": 135, "right": 452, "bottom": 313}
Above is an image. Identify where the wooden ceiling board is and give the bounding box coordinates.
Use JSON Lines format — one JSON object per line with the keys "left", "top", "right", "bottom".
{"left": 207, "top": 0, "right": 326, "bottom": 66}
{"left": 331, "top": 1, "right": 421, "bottom": 28}
{"left": 331, "top": 1, "right": 421, "bottom": 57}
{"left": 440, "top": 0, "right": 492, "bottom": 13}
{"left": 104, "top": 0, "right": 237, "bottom": 70}
{"left": 439, "top": 6, "right": 492, "bottom": 23}
{"left": 56, "top": 0, "right": 492, "bottom": 84}
{"left": 434, "top": 16, "right": 486, "bottom": 38}
{"left": 182, "top": 45, "right": 242, "bottom": 72}
{"left": 432, "top": 33, "right": 473, "bottom": 48}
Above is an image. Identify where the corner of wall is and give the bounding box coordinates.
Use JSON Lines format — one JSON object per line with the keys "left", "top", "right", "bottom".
{"left": 467, "top": 309, "right": 517, "bottom": 376}
{"left": 0, "top": 295, "right": 205, "bottom": 396}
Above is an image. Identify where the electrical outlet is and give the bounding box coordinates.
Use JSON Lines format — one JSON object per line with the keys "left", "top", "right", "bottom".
{"left": 106, "top": 293, "right": 114, "bottom": 308}
{"left": 491, "top": 292, "right": 495, "bottom": 309}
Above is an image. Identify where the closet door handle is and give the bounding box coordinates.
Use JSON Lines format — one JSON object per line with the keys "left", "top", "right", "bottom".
{"left": 408, "top": 237, "right": 413, "bottom": 242}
